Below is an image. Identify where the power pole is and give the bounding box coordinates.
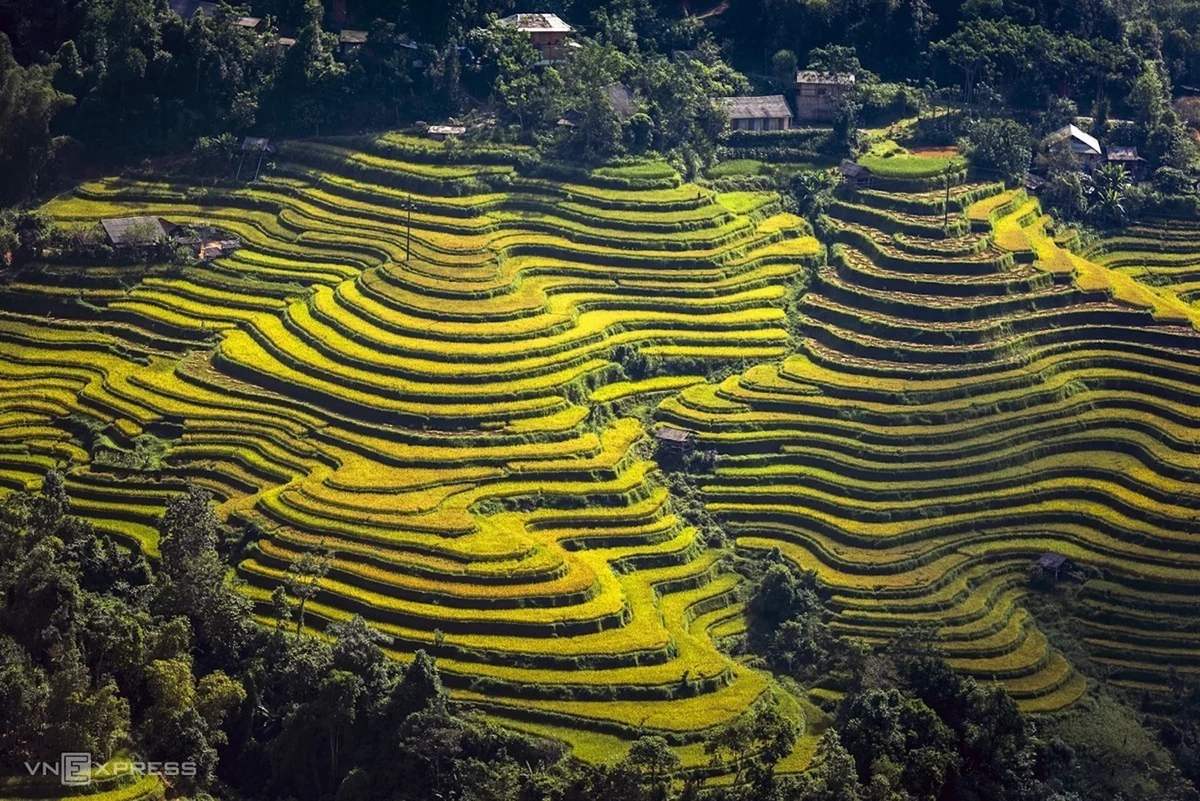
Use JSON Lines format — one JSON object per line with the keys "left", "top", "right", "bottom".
{"left": 405, "top": 194, "right": 414, "bottom": 265}
{"left": 943, "top": 168, "right": 951, "bottom": 233}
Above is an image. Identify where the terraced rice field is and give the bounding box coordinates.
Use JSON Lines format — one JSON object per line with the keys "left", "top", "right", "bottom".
{"left": 660, "top": 171, "right": 1200, "bottom": 711}
{"left": 8, "top": 133, "right": 1199, "bottom": 763}
{"left": 3, "top": 135, "right": 821, "bottom": 768}
{"left": 1087, "top": 217, "right": 1200, "bottom": 310}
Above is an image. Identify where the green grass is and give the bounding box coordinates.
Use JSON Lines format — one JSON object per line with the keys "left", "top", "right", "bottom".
{"left": 858, "top": 141, "right": 965, "bottom": 179}
{"left": 707, "top": 159, "right": 766, "bottom": 178}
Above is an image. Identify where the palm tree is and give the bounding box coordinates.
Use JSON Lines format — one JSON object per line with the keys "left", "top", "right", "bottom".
{"left": 1088, "top": 162, "right": 1131, "bottom": 226}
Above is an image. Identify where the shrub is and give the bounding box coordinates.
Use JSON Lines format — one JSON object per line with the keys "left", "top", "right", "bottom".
{"left": 960, "top": 118, "right": 1032, "bottom": 184}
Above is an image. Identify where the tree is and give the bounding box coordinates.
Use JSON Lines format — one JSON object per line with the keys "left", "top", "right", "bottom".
{"left": 961, "top": 118, "right": 1032, "bottom": 182}
{"left": 0, "top": 32, "right": 73, "bottom": 203}
{"left": 0, "top": 636, "right": 50, "bottom": 768}
{"left": 1088, "top": 162, "right": 1132, "bottom": 225}
{"left": 789, "top": 731, "right": 863, "bottom": 801}
{"left": 623, "top": 735, "right": 680, "bottom": 800}
{"left": 1127, "top": 59, "right": 1170, "bottom": 128}
{"left": 772, "top": 49, "right": 798, "bottom": 91}
{"left": 155, "top": 487, "right": 250, "bottom": 663}
{"left": 705, "top": 699, "right": 798, "bottom": 792}
{"left": 271, "top": 0, "right": 345, "bottom": 134}
{"left": 1041, "top": 159, "right": 1089, "bottom": 221}
{"left": 286, "top": 547, "right": 332, "bottom": 636}
{"left": 806, "top": 44, "right": 866, "bottom": 79}
{"left": 557, "top": 42, "right": 629, "bottom": 160}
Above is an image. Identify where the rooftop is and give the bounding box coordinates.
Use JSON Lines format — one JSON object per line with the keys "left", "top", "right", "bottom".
{"left": 1037, "top": 553, "right": 1068, "bottom": 570}
{"left": 496, "top": 13, "right": 573, "bottom": 33}
{"left": 796, "top": 70, "right": 856, "bottom": 86}
{"left": 339, "top": 28, "right": 369, "bottom": 44}
{"left": 840, "top": 159, "right": 870, "bottom": 178}
{"left": 1106, "top": 145, "right": 1143, "bottom": 161}
{"left": 718, "top": 94, "right": 792, "bottom": 120}
{"left": 100, "top": 217, "right": 170, "bottom": 247}
{"left": 242, "top": 136, "right": 272, "bottom": 152}
{"left": 654, "top": 426, "right": 696, "bottom": 443}
{"left": 1044, "top": 124, "right": 1101, "bottom": 156}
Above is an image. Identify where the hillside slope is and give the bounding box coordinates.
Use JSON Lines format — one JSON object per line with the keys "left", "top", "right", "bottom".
{"left": 1, "top": 135, "right": 821, "bottom": 767}
{"left": 661, "top": 169, "right": 1200, "bottom": 709}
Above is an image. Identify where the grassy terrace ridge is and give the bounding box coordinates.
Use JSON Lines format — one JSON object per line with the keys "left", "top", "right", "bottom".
{"left": 661, "top": 156, "right": 1200, "bottom": 715}
{"left": 6, "top": 133, "right": 823, "bottom": 771}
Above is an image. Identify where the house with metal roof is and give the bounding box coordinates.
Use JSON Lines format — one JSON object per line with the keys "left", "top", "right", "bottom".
{"left": 654, "top": 426, "right": 697, "bottom": 451}
{"left": 794, "top": 71, "right": 855, "bottom": 121}
{"left": 1043, "top": 124, "right": 1103, "bottom": 168}
{"left": 496, "top": 13, "right": 576, "bottom": 63}
{"left": 718, "top": 95, "right": 792, "bottom": 132}
{"left": 1105, "top": 145, "right": 1148, "bottom": 179}
{"left": 99, "top": 217, "right": 173, "bottom": 248}
{"left": 840, "top": 159, "right": 873, "bottom": 188}
{"left": 338, "top": 28, "right": 369, "bottom": 53}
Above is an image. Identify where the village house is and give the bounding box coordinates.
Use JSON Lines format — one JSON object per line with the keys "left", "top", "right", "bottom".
{"left": 794, "top": 71, "right": 855, "bottom": 122}
{"left": 1042, "top": 124, "right": 1104, "bottom": 169}
{"left": 338, "top": 28, "right": 369, "bottom": 55}
{"left": 496, "top": 13, "right": 576, "bottom": 64}
{"left": 840, "top": 159, "right": 873, "bottom": 189}
{"left": 1105, "top": 145, "right": 1148, "bottom": 180}
{"left": 170, "top": 0, "right": 260, "bottom": 28}
{"left": 99, "top": 217, "right": 173, "bottom": 249}
{"left": 654, "top": 426, "right": 697, "bottom": 454}
{"left": 718, "top": 95, "right": 792, "bottom": 132}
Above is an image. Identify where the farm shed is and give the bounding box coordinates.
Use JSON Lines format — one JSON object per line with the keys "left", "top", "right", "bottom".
{"left": 654, "top": 426, "right": 697, "bottom": 452}
{"left": 1033, "top": 552, "right": 1076, "bottom": 582}
{"left": 427, "top": 125, "right": 467, "bottom": 140}
{"left": 559, "top": 83, "right": 637, "bottom": 127}
{"left": 840, "top": 159, "right": 872, "bottom": 188}
{"left": 338, "top": 29, "right": 368, "bottom": 54}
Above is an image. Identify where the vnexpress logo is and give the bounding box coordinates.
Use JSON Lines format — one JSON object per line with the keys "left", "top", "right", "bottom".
{"left": 60, "top": 753, "right": 92, "bottom": 786}
{"left": 24, "top": 753, "right": 197, "bottom": 786}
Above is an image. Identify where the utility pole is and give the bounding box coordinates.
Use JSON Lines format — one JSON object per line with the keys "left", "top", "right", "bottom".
{"left": 943, "top": 168, "right": 951, "bottom": 233}
{"left": 404, "top": 194, "right": 414, "bottom": 265}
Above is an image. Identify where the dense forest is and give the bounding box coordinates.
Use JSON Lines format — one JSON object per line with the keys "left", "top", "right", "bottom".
{"left": 3, "top": 0, "right": 1200, "bottom": 799}
{"left": 2, "top": 0, "right": 1199, "bottom": 204}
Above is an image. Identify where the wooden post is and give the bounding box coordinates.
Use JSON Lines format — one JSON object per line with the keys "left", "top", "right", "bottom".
{"left": 405, "top": 194, "right": 413, "bottom": 265}
{"left": 943, "top": 168, "right": 951, "bottom": 233}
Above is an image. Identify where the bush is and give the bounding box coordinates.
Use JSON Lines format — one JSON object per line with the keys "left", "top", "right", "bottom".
{"left": 858, "top": 82, "right": 922, "bottom": 124}
{"left": 960, "top": 118, "right": 1032, "bottom": 183}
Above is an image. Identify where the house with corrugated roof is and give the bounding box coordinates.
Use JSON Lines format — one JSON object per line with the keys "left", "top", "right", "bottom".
{"left": 794, "top": 71, "right": 855, "bottom": 121}
{"left": 1043, "top": 124, "right": 1103, "bottom": 169}
{"left": 497, "top": 13, "right": 576, "bottom": 64}
{"left": 718, "top": 95, "right": 792, "bottom": 132}
{"left": 1105, "top": 145, "right": 1148, "bottom": 180}
{"left": 99, "top": 217, "right": 173, "bottom": 248}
